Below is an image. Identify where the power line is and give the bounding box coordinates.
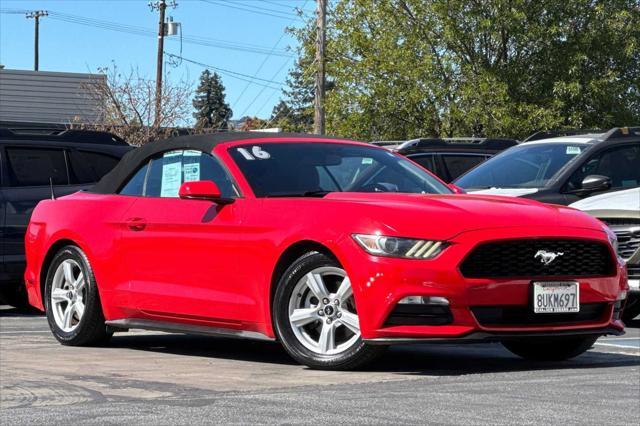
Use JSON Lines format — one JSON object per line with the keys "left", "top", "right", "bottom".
{"left": 165, "top": 52, "right": 284, "bottom": 90}
{"left": 200, "top": 0, "right": 303, "bottom": 21}
{"left": 0, "top": 9, "right": 294, "bottom": 57}
{"left": 215, "top": 0, "right": 309, "bottom": 127}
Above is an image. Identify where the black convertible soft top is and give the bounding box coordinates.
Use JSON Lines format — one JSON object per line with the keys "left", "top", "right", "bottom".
{"left": 91, "top": 132, "right": 349, "bottom": 194}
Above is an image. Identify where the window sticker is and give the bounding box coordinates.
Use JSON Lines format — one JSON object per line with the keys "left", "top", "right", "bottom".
{"left": 362, "top": 157, "right": 373, "bottom": 165}
{"left": 237, "top": 146, "right": 271, "bottom": 160}
{"left": 160, "top": 151, "right": 183, "bottom": 197}
{"left": 566, "top": 146, "right": 582, "bottom": 155}
{"left": 183, "top": 151, "right": 201, "bottom": 182}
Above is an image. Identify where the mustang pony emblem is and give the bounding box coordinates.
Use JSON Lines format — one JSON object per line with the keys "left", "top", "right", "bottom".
{"left": 535, "top": 250, "right": 564, "bottom": 265}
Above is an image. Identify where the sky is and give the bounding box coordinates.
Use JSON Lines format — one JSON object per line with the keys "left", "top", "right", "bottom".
{"left": 0, "top": 0, "right": 314, "bottom": 121}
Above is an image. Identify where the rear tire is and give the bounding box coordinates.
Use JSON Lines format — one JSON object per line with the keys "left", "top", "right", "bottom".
{"left": 502, "top": 336, "right": 598, "bottom": 361}
{"left": 44, "top": 245, "right": 112, "bottom": 346}
{"left": 273, "top": 252, "right": 386, "bottom": 370}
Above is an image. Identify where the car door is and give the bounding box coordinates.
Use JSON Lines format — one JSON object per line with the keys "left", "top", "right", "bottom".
{"left": 2, "top": 146, "right": 81, "bottom": 277}
{"left": 117, "top": 149, "right": 252, "bottom": 324}
{"left": 562, "top": 143, "right": 640, "bottom": 204}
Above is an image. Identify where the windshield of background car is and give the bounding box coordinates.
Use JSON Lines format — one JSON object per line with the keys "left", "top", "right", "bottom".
{"left": 228, "top": 142, "right": 452, "bottom": 197}
{"left": 454, "top": 143, "right": 588, "bottom": 189}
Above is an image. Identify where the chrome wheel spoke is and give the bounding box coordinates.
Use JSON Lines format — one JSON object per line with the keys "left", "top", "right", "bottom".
{"left": 62, "top": 304, "right": 75, "bottom": 330}
{"left": 290, "top": 308, "right": 319, "bottom": 327}
{"left": 74, "top": 301, "right": 85, "bottom": 319}
{"left": 339, "top": 311, "right": 360, "bottom": 334}
{"left": 63, "top": 261, "right": 75, "bottom": 285}
{"left": 335, "top": 276, "right": 352, "bottom": 301}
{"left": 51, "top": 288, "right": 70, "bottom": 304}
{"left": 73, "top": 272, "right": 85, "bottom": 291}
{"left": 305, "top": 272, "right": 329, "bottom": 299}
{"left": 318, "top": 322, "right": 336, "bottom": 353}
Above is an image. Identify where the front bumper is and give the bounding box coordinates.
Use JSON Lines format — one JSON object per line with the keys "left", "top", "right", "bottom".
{"left": 342, "top": 226, "right": 628, "bottom": 341}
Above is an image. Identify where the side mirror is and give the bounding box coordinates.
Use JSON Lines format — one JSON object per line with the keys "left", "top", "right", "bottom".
{"left": 448, "top": 183, "right": 466, "bottom": 194}
{"left": 581, "top": 175, "right": 611, "bottom": 193}
{"left": 179, "top": 181, "right": 234, "bottom": 204}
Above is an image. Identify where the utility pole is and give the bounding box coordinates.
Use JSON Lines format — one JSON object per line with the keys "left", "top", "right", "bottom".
{"left": 149, "top": 0, "right": 177, "bottom": 128}
{"left": 26, "top": 11, "right": 48, "bottom": 71}
{"left": 313, "top": 0, "right": 327, "bottom": 135}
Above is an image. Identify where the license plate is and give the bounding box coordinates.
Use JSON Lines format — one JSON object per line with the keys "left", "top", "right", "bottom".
{"left": 532, "top": 282, "right": 579, "bottom": 313}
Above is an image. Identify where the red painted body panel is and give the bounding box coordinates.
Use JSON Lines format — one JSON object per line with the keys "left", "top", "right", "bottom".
{"left": 24, "top": 137, "right": 628, "bottom": 341}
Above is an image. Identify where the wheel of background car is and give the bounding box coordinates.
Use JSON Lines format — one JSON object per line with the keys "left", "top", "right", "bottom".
{"left": 502, "top": 336, "right": 598, "bottom": 361}
{"left": 44, "top": 245, "right": 112, "bottom": 346}
{"left": 622, "top": 297, "right": 640, "bottom": 321}
{"left": 273, "top": 252, "right": 386, "bottom": 370}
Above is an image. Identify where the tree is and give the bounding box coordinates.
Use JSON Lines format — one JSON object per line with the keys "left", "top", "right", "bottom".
{"left": 315, "top": 0, "right": 639, "bottom": 140}
{"left": 269, "top": 20, "right": 318, "bottom": 133}
{"left": 239, "top": 116, "right": 269, "bottom": 131}
{"left": 192, "top": 69, "right": 233, "bottom": 130}
{"left": 79, "top": 63, "right": 193, "bottom": 145}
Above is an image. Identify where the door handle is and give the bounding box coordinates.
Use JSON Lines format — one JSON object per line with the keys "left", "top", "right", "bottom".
{"left": 126, "top": 217, "right": 147, "bottom": 232}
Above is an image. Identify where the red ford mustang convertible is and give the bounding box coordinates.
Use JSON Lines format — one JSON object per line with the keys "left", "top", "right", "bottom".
{"left": 24, "top": 133, "right": 628, "bottom": 369}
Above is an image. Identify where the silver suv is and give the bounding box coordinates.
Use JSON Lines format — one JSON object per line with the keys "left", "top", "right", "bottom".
{"left": 571, "top": 188, "right": 640, "bottom": 320}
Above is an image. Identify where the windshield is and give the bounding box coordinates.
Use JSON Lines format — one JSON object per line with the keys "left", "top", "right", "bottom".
{"left": 455, "top": 143, "right": 587, "bottom": 189}
{"left": 228, "top": 142, "right": 451, "bottom": 197}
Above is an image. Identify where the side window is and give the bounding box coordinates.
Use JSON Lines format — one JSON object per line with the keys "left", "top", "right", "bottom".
{"left": 566, "top": 145, "right": 640, "bottom": 190}
{"left": 68, "top": 151, "right": 120, "bottom": 184}
{"left": 120, "top": 150, "right": 236, "bottom": 198}
{"left": 6, "top": 148, "right": 68, "bottom": 187}
{"left": 119, "top": 163, "right": 149, "bottom": 196}
{"left": 441, "top": 155, "right": 486, "bottom": 181}
{"left": 408, "top": 154, "right": 436, "bottom": 173}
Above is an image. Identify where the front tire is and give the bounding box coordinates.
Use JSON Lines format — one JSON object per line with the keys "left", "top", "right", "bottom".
{"left": 44, "top": 245, "right": 112, "bottom": 346}
{"left": 273, "top": 252, "right": 385, "bottom": 370}
{"left": 502, "top": 336, "right": 598, "bottom": 361}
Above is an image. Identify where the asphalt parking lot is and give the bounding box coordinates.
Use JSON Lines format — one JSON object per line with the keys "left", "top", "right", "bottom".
{"left": 1, "top": 306, "right": 638, "bottom": 425}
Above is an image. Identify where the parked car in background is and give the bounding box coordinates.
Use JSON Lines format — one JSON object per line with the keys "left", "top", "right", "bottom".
{"left": 23, "top": 133, "right": 626, "bottom": 370}
{"left": 570, "top": 188, "right": 640, "bottom": 320}
{"left": 0, "top": 128, "right": 131, "bottom": 308}
{"left": 455, "top": 127, "right": 640, "bottom": 205}
{"left": 396, "top": 138, "right": 518, "bottom": 182}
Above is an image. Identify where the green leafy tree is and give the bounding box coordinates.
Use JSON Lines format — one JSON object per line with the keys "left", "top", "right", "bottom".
{"left": 316, "top": 0, "right": 639, "bottom": 140}
{"left": 192, "top": 70, "right": 233, "bottom": 130}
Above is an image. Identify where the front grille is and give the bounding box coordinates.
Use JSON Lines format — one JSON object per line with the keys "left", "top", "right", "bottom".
{"left": 628, "top": 264, "right": 640, "bottom": 279}
{"left": 604, "top": 221, "right": 640, "bottom": 261}
{"left": 384, "top": 304, "right": 453, "bottom": 326}
{"left": 460, "top": 239, "right": 615, "bottom": 279}
{"left": 471, "top": 303, "right": 608, "bottom": 327}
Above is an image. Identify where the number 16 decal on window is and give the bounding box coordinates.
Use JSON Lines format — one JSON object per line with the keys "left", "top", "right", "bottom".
{"left": 237, "top": 146, "right": 271, "bottom": 160}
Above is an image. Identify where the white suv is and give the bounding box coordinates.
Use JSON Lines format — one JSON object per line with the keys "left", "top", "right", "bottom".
{"left": 571, "top": 188, "right": 640, "bottom": 320}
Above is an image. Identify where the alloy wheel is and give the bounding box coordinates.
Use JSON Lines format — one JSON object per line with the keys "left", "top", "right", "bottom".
{"left": 50, "top": 259, "right": 87, "bottom": 332}
{"left": 287, "top": 266, "right": 360, "bottom": 355}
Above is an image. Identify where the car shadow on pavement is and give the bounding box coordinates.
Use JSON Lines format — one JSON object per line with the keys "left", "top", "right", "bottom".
{"left": 106, "top": 331, "right": 639, "bottom": 376}
{"left": 0, "top": 305, "right": 44, "bottom": 317}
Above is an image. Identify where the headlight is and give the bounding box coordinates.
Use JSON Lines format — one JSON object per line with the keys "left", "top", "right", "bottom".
{"left": 352, "top": 234, "right": 447, "bottom": 259}
{"left": 602, "top": 224, "right": 619, "bottom": 253}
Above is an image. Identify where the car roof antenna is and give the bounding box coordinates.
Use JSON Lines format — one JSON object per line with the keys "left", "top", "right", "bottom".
{"left": 49, "top": 177, "right": 56, "bottom": 200}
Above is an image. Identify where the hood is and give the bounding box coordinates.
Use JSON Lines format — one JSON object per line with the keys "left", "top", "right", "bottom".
{"left": 466, "top": 188, "right": 539, "bottom": 197}
{"left": 321, "top": 192, "right": 604, "bottom": 240}
{"left": 569, "top": 188, "right": 640, "bottom": 219}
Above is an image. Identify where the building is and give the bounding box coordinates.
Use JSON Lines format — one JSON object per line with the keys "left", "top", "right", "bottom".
{"left": 0, "top": 69, "right": 106, "bottom": 130}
